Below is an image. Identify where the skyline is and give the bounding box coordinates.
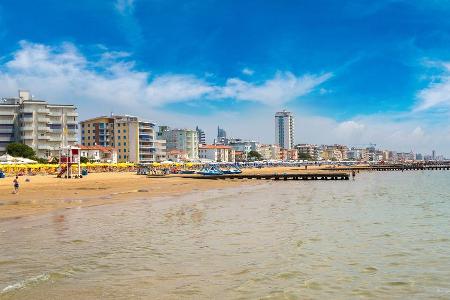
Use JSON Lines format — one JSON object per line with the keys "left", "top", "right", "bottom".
{"left": 1, "top": 1, "right": 450, "bottom": 154}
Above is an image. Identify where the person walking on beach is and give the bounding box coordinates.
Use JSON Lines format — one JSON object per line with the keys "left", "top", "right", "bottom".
{"left": 352, "top": 170, "right": 356, "bottom": 180}
{"left": 13, "top": 176, "right": 19, "bottom": 194}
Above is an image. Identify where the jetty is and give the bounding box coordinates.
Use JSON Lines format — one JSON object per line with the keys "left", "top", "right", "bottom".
{"left": 322, "top": 164, "right": 450, "bottom": 172}
{"left": 183, "top": 173, "right": 349, "bottom": 180}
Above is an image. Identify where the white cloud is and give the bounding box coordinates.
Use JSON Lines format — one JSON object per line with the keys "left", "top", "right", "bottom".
{"left": 242, "top": 68, "right": 254, "bottom": 75}
{"left": 0, "top": 41, "right": 331, "bottom": 111}
{"left": 219, "top": 71, "right": 333, "bottom": 106}
{"left": 415, "top": 61, "right": 450, "bottom": 111}
{"left": 115, "top": 0, "right": 135, "bottom": 15}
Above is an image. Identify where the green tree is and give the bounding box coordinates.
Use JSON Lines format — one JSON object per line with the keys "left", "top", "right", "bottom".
{"left": 247, "top": 150, "right": 262, "bottom": 161}
{"left": 6, "top": 142, "right": 36, "bottom": 159}
{"left": 298, "top": 152, "right": 312, "bottom": 160}
{"left": 80, "top": 156, "right": 89, "bottom": 163}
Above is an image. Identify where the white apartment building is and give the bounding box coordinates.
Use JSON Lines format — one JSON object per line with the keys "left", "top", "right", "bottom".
{"left": 159, "top": 128, "right": 199, "bottom": 160}
{"left": 275, "top": 110, "right": 294, "bottom": 149}
{"left": 259, "top": 144, "right": 281, "bottom": 160}
{"left": 0, "top": 90, "right": 78, "bottom": 158}
{"left": 198, "top": 145, "right": 235, "bottom": 162}
{"left": 154, "top": 139, "right": 167, "bottom": 162}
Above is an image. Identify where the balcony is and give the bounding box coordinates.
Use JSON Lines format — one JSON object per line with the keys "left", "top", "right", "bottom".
{"left": 66, "top": 112, "right": 79, "bottom": 117}
{"left": 48, "top": 136, "right": 61, "bottom": 142}
{"left": 38, "top": 126, "right": 49, "bottom": 132}
{"left": 21, "top": 126, "right": 34, "bottom": 131}
{"left": 66, "top": 120, "right": 78, "bottom": 125}
{"left": 0, "top": 128, "right": 13, "bottom": 134}
{"left": 48, "top": 128, "right": 62, "bottom": 133}
{"left": 37, "top": 145, "right": 52, "bottom": 150}
{"left": 0, "top": 111, "right": 15, "bottom": 116}
{"left": 0, "top": 136, "right": 12, "bottom": 142}
{"left": 0, "top": 120, "right": 14, "bottom": 125}
{"left": 67, "top": 137, "right": 78, "bottom": 142}
{"left": 37, "top": 117, "right": 50, "bottom": 123}
{"left": 37, "top": 109, "right": 50, "bottom": 114}
{"left": 48, "top": 111, "right": 62, "bottom": 117}
{"left": 37, "top": 135, "right": 50, "bottom": 140}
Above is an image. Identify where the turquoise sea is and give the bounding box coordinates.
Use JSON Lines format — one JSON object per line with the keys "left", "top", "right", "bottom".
{"left": 1, "top": 171, "right": 450, "bottom": 299}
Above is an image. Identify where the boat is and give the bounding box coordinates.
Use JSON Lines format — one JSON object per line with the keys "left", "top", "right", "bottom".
{"left": 179, "top": 170, "right": 196, "bottom": 174}
{"left": 221, "top": 165, "right": 242, "bottom": 174}
{"left": 197, "top": 165, "right": 224, "bottom": 176}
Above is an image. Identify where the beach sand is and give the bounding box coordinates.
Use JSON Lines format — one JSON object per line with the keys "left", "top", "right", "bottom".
{"left": 0, "top": 166, "right": 337, "bottom": 220}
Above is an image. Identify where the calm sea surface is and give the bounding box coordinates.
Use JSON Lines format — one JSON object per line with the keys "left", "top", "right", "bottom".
{"left": 1, "top": 171, "right": 450, "bottom": 299}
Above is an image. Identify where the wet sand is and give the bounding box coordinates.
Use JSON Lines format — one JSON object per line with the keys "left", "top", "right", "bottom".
{"left": 0, "top": 166, "right": 330, "bottom": 220}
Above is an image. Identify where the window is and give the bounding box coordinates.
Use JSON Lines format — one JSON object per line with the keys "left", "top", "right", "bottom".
{"left": 88, "top": 124, "right": 91, "bottom": 127}
{"left": 82, "top": 124, "right": 85, "bottom": 128}
{"left": 118, "top": 149, "right": 121, "bottom": 152}
{"left": 88, "top": 143, "right": 91, "bottom": 146}
{"left": 118, "top": 155, "right": 121, "bottom": 159}
{"left": 124, "top": 129, "right": 127, "bottom": 133}
{"left": 118, "top": 129, "right": 121, "bottom": 133}
{"left": 93, "top": 130, "right": 96, "bottom": 133}
{"left": 81, "top": 130, "right": 85, "bottom": 134}
{"left": 87, "top": 136, "right": 91, "bottom": 140}
{"left": 87, "top": 130, "right": 90, "bottom": 133}
{"left": 124, "top": 142, "right": 126, "bottom": 146}
{"left": 123, "top": 136, "right": 126, "bottom": 140}
{"left": 81, "top": 136, "right": 85, "bottom": 140}
{"left": 118, "top": 142, "right": 121, "bottom": 146}
{"left": 118, "top": 136, "right": 121, "bottom": 139}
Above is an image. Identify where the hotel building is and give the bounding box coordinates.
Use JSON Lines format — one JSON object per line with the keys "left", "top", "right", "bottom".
{"left": 0, "top": 90, "right": 78, "bottom": 158}
{"left": 198, "top": 145, "right": 236, "bottom": 162}
{"left": 80, "top": 115, "right": 156, "bottom": 163}
{"left": 275, "top": 110, "right": 295, "bottom": 149}
{"left": 158, "top": 127, "right": 199, "bottom": 160}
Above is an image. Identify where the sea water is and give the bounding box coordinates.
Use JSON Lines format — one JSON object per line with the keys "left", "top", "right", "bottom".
{"left": 1, "top": 171, "right": 450, "bottom": 299}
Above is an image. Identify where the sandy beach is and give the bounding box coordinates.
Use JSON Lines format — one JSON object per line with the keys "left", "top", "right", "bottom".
{"left": 0, "top": 166, "right": 333, "bottom": 220}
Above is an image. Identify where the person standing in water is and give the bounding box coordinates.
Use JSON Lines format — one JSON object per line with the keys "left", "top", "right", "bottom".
{"left": 13, "top": 176, "right": 19, "bottom": 194}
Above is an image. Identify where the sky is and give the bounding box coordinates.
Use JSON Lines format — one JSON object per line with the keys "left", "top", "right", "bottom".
{"left": 1, "top": 0, "right": 450, "bottom": 155}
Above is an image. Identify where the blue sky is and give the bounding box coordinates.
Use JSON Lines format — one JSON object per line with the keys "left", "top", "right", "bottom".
{"left": 1, "top": 0, "right": 450, "bottom": 154}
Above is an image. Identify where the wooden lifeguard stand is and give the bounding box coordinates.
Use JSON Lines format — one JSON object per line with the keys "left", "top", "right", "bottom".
{"left": 58, "top": 146, "right": 81, "bottom": 178}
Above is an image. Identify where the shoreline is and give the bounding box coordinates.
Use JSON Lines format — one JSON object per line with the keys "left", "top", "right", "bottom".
{"left": 0, "top": 166, "right": 346, "bottom": 221}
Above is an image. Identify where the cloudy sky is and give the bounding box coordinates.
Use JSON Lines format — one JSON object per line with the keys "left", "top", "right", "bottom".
{"left": 1, "top": 0, "right": 450, "bottom": 155}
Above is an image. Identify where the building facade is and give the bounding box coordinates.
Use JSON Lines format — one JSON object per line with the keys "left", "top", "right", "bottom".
{"left": 198, "top": 145, "right": 236, "bottom": 162}
{"left": 154, "top": 139, "right": 167, "bottom": 162}
{"left": 275, "top": 110, "right": 294, "bottom": 149}
{"left": 159, "top": 128, "right": 199, "bottom": 160}
{"left": 80, "top": 115, "right": 156, "bottom": 163}
{"left": 79, "top": 145, "right": 118, "bottom": 163}
{"left": 0, "top": 90, "right": 78, "bottom": 158}
{"left": 196, "top": 126, "right": 206, "bottom": 145}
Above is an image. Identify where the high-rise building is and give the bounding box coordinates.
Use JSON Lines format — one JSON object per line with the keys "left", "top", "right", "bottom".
{"left": 275, "top": 110, "right": 294, "bottom": 149}
{"left": 80, "top": 115, "right": 156, "bottom": 163}
{"left": 0, "top": 90, "right": 78, "bottom": 158}
{"left": 216, "top": 126, "right": 227, "bottom": 144}
{"left": 196, "top": 126, "right": 206, "bottom": 145}
{"left": 159, "top": 128, "right": 199, "bottom": 160}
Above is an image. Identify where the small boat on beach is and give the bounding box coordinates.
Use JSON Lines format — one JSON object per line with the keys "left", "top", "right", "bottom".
{"left": 197, "top": 165, "right": 224, "bottom": 176}
{"left": 221, "top": 165, "right": 242, "bottom": 174}
{"left": 179, "top": 170, "right": 196, "bottom": 174}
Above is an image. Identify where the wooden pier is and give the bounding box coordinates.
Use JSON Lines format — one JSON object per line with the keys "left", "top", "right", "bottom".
{"left": 323, "top": 165, "right": 450, "bottom": 172}
{"left": 183, "top": 173, "right": 349, "bottom": 181}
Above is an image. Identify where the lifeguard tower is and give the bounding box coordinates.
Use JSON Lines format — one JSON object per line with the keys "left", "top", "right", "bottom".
{"left": 58, "top": 146, "right": 81, "bottom": 178}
